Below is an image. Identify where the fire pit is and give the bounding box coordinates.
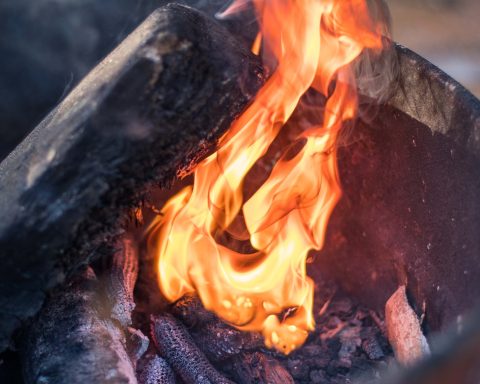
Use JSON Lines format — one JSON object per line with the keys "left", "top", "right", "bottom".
{"left": 1, "top": 2, "right": 480, "bottom": 384}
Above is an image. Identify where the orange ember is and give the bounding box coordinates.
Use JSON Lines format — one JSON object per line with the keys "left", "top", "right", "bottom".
{"left": 147, "top": 0, "right": 388, "bottom": 354}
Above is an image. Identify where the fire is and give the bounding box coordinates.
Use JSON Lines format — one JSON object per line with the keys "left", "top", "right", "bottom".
{"left": 147, "top": 0, "right": 388, "bottom": 354}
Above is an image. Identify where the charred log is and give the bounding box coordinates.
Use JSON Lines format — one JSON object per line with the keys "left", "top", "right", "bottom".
{"left": 20, "top": 267, "right": 137, "bottom": 384}
{"left": 0, "top": 4, "right": 263, "bottom": 351}
{"left": 150, "top": 313, "right": 234, "bottom": 384}
{"left": 137, "top": 354, "right": 175, "bottom": 384}
{"left": 172, "top": 294, "right": 264, "bottom": 362}
{"left": 127, "top": 327, "right": 150, "bottom": 367}
{"left": 107, "top": 236, "right": 140, "bottom": 328}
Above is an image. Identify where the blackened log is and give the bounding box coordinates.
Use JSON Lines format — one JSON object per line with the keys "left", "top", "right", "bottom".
{"left": 107, "top": 235, "right": 140, "bottom": 328}
{"left": 0, "top": 4, "right": 263, "bottom": 351}
{"left": 150, "top": 313, "right": 234, "bottom": 384}
{"left": 171, "top": 293, "right": 217, "bottom": 328}
{"left": 172, "top": 294, "right": 263, "bottom": 362}
{"left": 137, "top": 354, "right": 176, "bottom": 384}
{"left": 20, "top": 267, "right": 137, "bottom": 384}
{"left": 191, "top": 320, "right": 264, "bottom": 362}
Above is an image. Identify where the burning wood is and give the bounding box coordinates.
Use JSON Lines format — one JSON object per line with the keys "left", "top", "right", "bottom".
{"left": 21, "top": 267, "right": 137, "bottom": 384}
{"left": 150, "top": 313, "right": 234, "bottom": 384}
{"left": 385, "top": 286, "right": 431, "bottom": 366}
{"left": 0, "top": 3, "right": 263, "bottom": 351}
{"left": 107, "top": 235, "right": 140, "bottom": 328}
{"left": 172, "top": 294, "right": 264, "bottom": 362}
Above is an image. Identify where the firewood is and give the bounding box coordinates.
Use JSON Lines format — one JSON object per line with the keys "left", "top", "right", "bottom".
{"left": 191, "top": 320, "right": 264, "bottom": 362}
{"left": 172, "top": 294, "right": 263, "bottom": 362}
{"left": 385, "top": 285, "right": 430, "bottom": 365}
{"left": 107, "top": 235, "right": 140, "bottom": 328}
{"left": 0, "top": 4, "right": 263, "bottom": 352}
{"left": 150, "top": 313, "right": 234, "bottom": 384}
{"left": 137, "top": 354, "right": 175, "bottom": 384}
{"left": 20, "top": 267, "right": 137, "bottom": 384}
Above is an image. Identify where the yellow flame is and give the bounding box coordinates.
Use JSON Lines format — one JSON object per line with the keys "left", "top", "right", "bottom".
{"left": 147, "top": 0, "right": 387, "bottom": 354}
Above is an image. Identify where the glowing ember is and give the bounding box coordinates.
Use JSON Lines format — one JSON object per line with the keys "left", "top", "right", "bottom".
{"left": 147, "top": 0, "right": 388, "bottom": 354}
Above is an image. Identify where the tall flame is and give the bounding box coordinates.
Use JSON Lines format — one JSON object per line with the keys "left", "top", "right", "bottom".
{"left": 147, "top": 0, "right": 388, "bottom": 354}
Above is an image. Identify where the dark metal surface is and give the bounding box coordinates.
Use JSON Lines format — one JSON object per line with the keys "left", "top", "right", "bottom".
{"left": 316, "top": 44, "right": 480, "bottom": 333}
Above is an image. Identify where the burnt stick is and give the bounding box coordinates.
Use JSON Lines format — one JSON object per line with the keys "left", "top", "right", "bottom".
{"left": 107, "top": 235, "right": 140, "bottom": 328}
{"left": 151, "top": 313, "right": 235, "bottom": 384}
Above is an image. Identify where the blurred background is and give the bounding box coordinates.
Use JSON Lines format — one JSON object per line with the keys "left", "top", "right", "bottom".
{"left": 0, "top": 0, "right": 479, "bottom": 161}
{"left": 388, "top": 0, "right": 480, "bottom": 97}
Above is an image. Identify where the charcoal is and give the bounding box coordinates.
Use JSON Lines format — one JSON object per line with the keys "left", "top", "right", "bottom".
{"left": 20, "top": 267, "right": 137, "bottom": 384}
{"left": 361, "top": 328, "right": 385, "bottom": 360}
{"left": 171, "top": 294, "right": 216, "bottom": 327}
{"left": 127, "top": 327, "right": 150, "bottom": 364}
{"left": 172, "top": 294, "right": 263, "bottom": 361}
{"left": 0, "top": 3, "right": 263, "bottom": 352}
{"left": 193, "top": 319, "right": 264, "bottom": 362}
{"left": 287, "top": 358, "right": 311, "bottom": 380}
{"left": 309, "top": 369, "right": 328, "bottom": 384}
{"left": 232, "top": 352, "right": 294, "bottom": 384}
{"left": 329, "top": 297, "right": 354, "bottom": 317}
{"left": 150, "top": 313, "right": 234, "bottom": 384}
{"left": 338, "top": 324, "right": 362, "bottom": 368}
{"left": 137, "top": 354, "right": 175, "bottom": 384}
{"left": 257, "top": 293, "right": 394, "bottom": 383}
{"left": 108, "top": 235, "right": 139, "bottom": 328}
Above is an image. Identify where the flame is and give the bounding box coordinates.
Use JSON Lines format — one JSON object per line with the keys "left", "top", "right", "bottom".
{"left": 147, "top": 0, "right": 387, "bottom": 354}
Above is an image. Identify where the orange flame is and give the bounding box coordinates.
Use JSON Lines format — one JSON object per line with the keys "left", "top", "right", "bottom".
{"left": 148, "top": 0, "right": 387, "bottom": 354}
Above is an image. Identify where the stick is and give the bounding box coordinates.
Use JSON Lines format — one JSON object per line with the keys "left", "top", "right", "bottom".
{"left": 150, "top": 313, "right": 234, "bottom": 384}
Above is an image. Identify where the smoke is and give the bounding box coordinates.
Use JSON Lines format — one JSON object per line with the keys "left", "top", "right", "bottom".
{"left": 354, "top": 0, "right": 399, "bottom": 114}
